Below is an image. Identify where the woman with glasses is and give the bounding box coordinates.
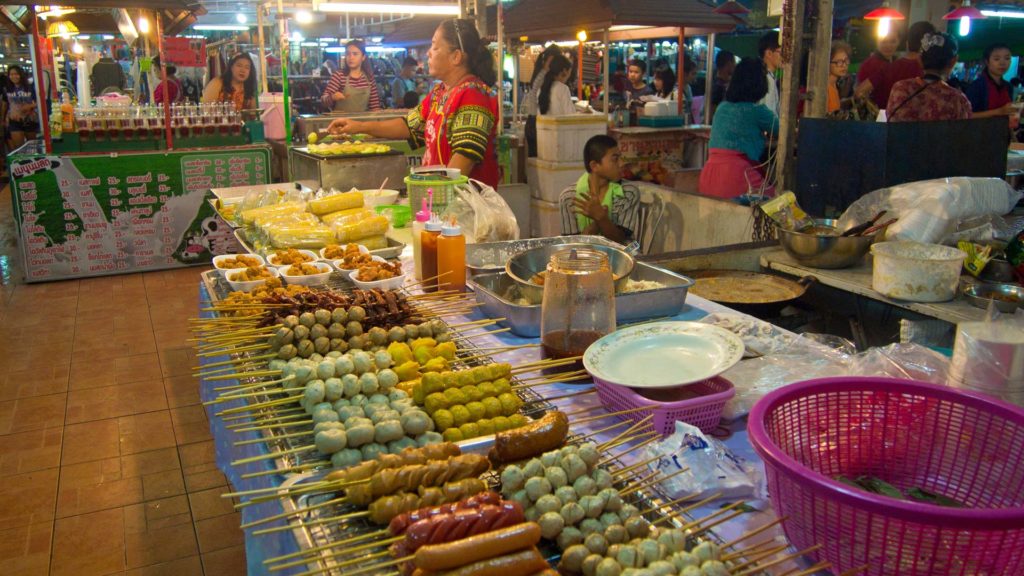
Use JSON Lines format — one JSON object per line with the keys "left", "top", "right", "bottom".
{"left": 827, "top": 42, "right": 855, "bottom": 113}
{"left": 327, "top": 19, "right": 499, "bottom": 188}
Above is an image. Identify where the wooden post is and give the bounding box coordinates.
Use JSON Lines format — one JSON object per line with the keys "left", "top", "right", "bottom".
{"left": 775, "top": 0, "right": 807, "bottom": 191}
{"left": 155, "top": 13, "right": 173, "bottom": 150}
{"left": 677, "top": 27, "right": 685, "bottom": 116}
{"left": 578, "top": 37, "right": 584, "bottom": 100}
{"left": 497, "top": 0, "right": 504, "bottom": 134}
{"left": 257, "top": 2, "right": 268, "bottom": 95}
{"left": 602, "top": 29, "right": 609, "bottom": 115}
{"left": 806, "top": 0, "right": 833, "bottom": 118}
{"left": 703, "top": 33, "right": 715, "bottom": 124}
{"left": 31, "top": 11, "right": 51, "bottom": 153}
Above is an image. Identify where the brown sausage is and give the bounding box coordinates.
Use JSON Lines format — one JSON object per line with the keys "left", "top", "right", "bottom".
{"left": 413, "top": 522, "right": 542, "bottom": 571}
{"left": 489, "top": 411, "right": 569, "bottom": 464}
{"left": 529, "top": 571, "right": 560, "bottom": 576}
{"left": 432, "top": 547, "right": 549, "bottom": 576}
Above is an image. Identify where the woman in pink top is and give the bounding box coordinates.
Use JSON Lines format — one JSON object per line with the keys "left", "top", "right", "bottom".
{"left": 320, "top": 40, "right": 381, "bottom": 113}
{"left": 887, "top": 32, "right": 971, "bottom": 122}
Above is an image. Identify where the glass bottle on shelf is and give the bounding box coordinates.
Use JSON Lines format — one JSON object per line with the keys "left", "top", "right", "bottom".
{"left": 540, "top": 247, "right": 616, "bottom": 369}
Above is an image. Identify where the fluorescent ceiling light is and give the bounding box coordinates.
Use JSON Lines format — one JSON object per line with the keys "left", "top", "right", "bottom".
{"left": 981, "top": 10, "right": 1024, "bottom": 18}
{"left": 236, "top": 13, "right": 247, "bottom": 23}
{"left": 296, "top": 9, "right": 313, "bottom": 23}
{"left": 317, "top": 3, "right": 459, "bottom": 15}
{"left": 365, "top": 46, "right": 406, "bottom": 53}
{"left": 193, "top": 24, "right": 252, "bottom": 30}
{"left": 608, "top": 25, "right": 647, "bottom": 31}
{"left": 102, "top": 34, "right": 114, "bottom": 40}
{"left": 76, "top": 34, "right": 89, "bottom": 39}
{"left": 301, "top": 41, "right": 319, "bottom": 46}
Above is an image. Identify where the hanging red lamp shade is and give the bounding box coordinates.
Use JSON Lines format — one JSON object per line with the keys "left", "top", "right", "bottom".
{"left": 714, "top": 0, "right": 751, "bottom": 15}
{"left": 943, "top": 1, "right": 986, "bottom": 19}
{"left": 863, "top": 6, "right": 906, "bottom": 19}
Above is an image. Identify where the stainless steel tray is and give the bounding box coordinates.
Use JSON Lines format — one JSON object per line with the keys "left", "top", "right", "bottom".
{"left": 466, "top": 235, "right": 624, "bottom": 276}
{"left": 292, "top": 146, "right": 404, "bottom": 160}
{"left": 233, "top": 228, "right": 406, "bottom": 260}
{"left": 469, "top": 263, "right": 695, "bottom": 337}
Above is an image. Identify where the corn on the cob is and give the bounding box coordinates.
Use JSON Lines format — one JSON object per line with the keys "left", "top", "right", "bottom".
{"left": 308, "top": 191, "right": 364, "bottom": 215}
{"left": 321, "top": 207, "right": 375, "bottom": 227}
{"left": 336, "top": 214, "right": 389, "bottom": 243}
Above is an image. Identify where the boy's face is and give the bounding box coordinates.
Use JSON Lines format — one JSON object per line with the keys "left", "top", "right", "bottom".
{"left": 628, "top": 65, "right": 644, "bottom": 86}
{"left": 591, "top": 147, "right": 623, "bottom": 180}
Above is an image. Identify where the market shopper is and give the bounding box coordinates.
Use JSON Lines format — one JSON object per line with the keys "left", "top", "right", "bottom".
{"left": 202, "top": 53, "right": 257, "bottom": 112}
{"left": 539, "top": 55, "right": 577, "bottom": 116}
{"left": 327, "top": 19, "right": 499, "bottom": 188}
{"left": 321, "top": 40, "right": 382, "bottom": 113}
{"left": 709, "top": 50, "right": 736, "bottom": 123}
{"left": 856, "top": 29, "right": 902, "bottom": 110}
{"left": 965, "top": 43, "right": 1018, "bottom": 120}
{"left": 624, "top": 59, "right": 654, "bottom": 103}
{"left": 573, "top": 135, "right": 629, "bottom": 243}
{"left": 680, "top": 55, "right": 698, "bottom": 123}
{"left": 391, "top": 56, "right": 419, "bottom": 108}
{"left": 699, "top": 57, "right": 779, "bottom": 199}
{"left": 827, "top": 42, "right": 855, "bottom": 113}
{"left": 153, "top": 63, "right": 182, "bottom": 105}
{"left": 887, "top": 32, "right": 972, "bottom": 122}
{"left": 758, "top": 32, "right": 782, "bottom": 117}
{"left": 653, "top": 69, "right": 676, "bottom": 100}
{"left": 891, "top": 21, "right": 936, "bottom": 85}
{"left": 2, "top": 65, "right": 38, "bottom": 149}
{"left": 522, "top": 45, "right": 563, "bottom": 157}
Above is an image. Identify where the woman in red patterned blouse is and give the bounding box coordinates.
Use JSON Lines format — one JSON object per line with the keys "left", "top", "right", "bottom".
{"left": 887, "top": 32, "right": 972, "bottom": 122}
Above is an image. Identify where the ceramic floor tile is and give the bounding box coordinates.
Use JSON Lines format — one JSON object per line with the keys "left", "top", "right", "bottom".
{"left": 50, "top": 508, "right": 126, "bottom": 576}
{"left": 124, "top": 502, "right": 197, "bottom": 570}
{"left": 69, "top": 352, "right": 164, "bottom": 390}
{"left": 177, "top": 440, "right": 226, "bottom": 493}
{"left": 0, "top": 393, "right": 67, "bottom": 435}
{"left": 0, "top": 468, "right": 59, "bottom": 527}
{"left": 157, "top": 346, "right": 196, "bottom": 378}
{"left": 65, "top": 379, "right": 168, "bottom": 424}
{"left": 187, "top": 486, "right": 236, "bottom": 521}
{"left": 194, "top": 512, "right": 244, "bottom": 554}
{"left": 57, "top": 448, "right": 182, "bottom": 518}
{"left": 0, "top": 345, "right": 73, "bottom": 378}
{"left": 169, "top": 406, "right": 212, "bottom": 445}
{"left": 162, "top": 375, "right": 199, "bottom": 408}
{"left": 0, "top": 426, "right": 63, "bottom": 476}
{"left": 70, "top": 331, "right": 158, "bottom": 363}
{"left": 200, "top": 544, "right": 247, "bottom": 576}
{"left": 61, "top": 418, "right": 120, "bottom": 465}
{"left": 0, "top": 365, "right": 70, "bottom": 401}
{"left": 141, "top": 469, "right": 185, "bottom": 501}
{"left": 0, "top": 521, "right": 53, "bottom": 576}
{"left": 118, "top": 411, "right": 177, "bottom": 455}
{"left": 153, "top": 327, "right": 191, "bottom": 350}
{"left": 124, "top": 555, "right": 203, "bottom": 576}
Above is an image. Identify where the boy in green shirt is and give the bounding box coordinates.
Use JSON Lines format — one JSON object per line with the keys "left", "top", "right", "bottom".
{"left": 574, "top": 135, "right": 629, "bottom": 243}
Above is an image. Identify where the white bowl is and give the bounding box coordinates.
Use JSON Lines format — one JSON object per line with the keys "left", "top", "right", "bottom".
{"left": 225, "top": 266, "right": 280, "bottom": 292}
{"left": 279, "top": 261, "right": 333, "bottom": 286}
{"left": 362, "top": 189, "right": 401, "bottom": 208}
{"left": 266, "top": 249, "right": 319, "bottom": 268}
{"left": 212, "top": 253, "right": 266, "bottom": 278}
{"left": 349, "top": 256, "right": 407, "bottom": 290}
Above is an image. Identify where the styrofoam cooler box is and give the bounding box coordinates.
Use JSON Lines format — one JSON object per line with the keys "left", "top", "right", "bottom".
{"left": 536, "top": 114, "right": 609, "bottom": 163}
{"left": 528, "top": 157, "right": 580, "bottom": 203}
{"left": 530, "top": 198, "right": 563, "bottom": 238}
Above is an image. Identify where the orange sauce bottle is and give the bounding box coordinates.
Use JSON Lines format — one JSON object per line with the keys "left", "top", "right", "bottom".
{"left": 421, "top": 217, "right": 442, "bottom": 292}
{"left": 437, "top": 219, "right": 466, "bottom": 292}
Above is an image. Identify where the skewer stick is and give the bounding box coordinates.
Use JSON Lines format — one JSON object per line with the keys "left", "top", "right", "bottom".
{"left": 838, "top": 565, "right": 870, "bottom": 576}
{"left": 671, "top": 500, "right": 747, "bottom": 530}
{"left": 255, "top": 509, "right": 373, "bottom": 537}
{"left": 225, "top": 411, "right": 307, "bottom": 429}
{"left": 599, "top": 430, "right": 660, "bottom": 458}
{"left": 613, "top": 452, "right": 662, "bottom": 479}
{"left": 200, "top": 362, "right": 268, "bottom": 379}
{"left": 728, "top": 544, "right": 792, "bottom": 572}
{"left": 195, "top": 352, "right": 277, "bottom": 371}
{"left": 623, "top": 466, "right": 690, "bottom": 495}
{"left": 231, "top": 444, "right": 316, "bottom": 466}
{"left": 221, "top": 480, "right": 331, "bottom": 499}
{"left": 639, "top": 491, "right": 715, "bottom": 517}
{"left": 563, "top": 403, "right": 603, "bottom": 418}
{"left": 241, "top": 460, "right": 328, "bottom": 479}
{"left": 449, "top": 317, "right": 504, "bottom": 329}
{"left": 216, "top": 394, "right": 304, "bottom": 416}
{"left": 579, "top": 417, "right": 637, "bottom": 441}
{"left": 286, "top": 535, "right": 402, "bottom": 568}
{"left": 722, "top": 539, "right": 783, "bottom": 562}
{"left": 234, "top": 430, "right": 312, "bottom": 446}
{"left": 618, "top": 469, "right": 659, "bottom": 495}
{"left": 598, "top": 414, "right": 654, "bottom": 451}
{"left": 204, "top": 387, "right": 289, "bottom": 406}
{"left": 232, "top": 418, "right": 313, "bottom": 433}
{"left": 206, "top": 369, "right": 283, "bottom": 382}
{"left": 575, "top": 405, "right": 654, "bottom": 425}
{"left": 511, "top": 356, "right": 582, "bottom": 373}
{"left": 540, "top": 388, "right": 597, "bottom": 403}
{"left": 721, "top": 516, "right": 788, "bottom": 550}
{"left": 405, "top": 269, "right": 453, "bottom": 289}
{"left": 212, "top": 380, "right": 287, "bottom": 397}
{"left": 312, "top": 554, "right": 406, "bottom": 576}
{"left": 734, "top": 545, "right": 823, "bottom": 576}
{"left": 196, "top": 343, "right": 272, "bottom": 357}
{"left": 780, "top": 561, "right": 833, "bottom": 576}
{"left": 688, "top": 507, "right": 747, "bottom": 534}
{"left": 238, "top": 495, "right": 348, "bottom": 529}
{"left": 458, "top": 342, "right": 539, "bottom": 354}
{"left": 263, "top": 528, "right": 388, "bottom": 564}
{"left": 512, "top": 372, "right": 592, "bottom": 388}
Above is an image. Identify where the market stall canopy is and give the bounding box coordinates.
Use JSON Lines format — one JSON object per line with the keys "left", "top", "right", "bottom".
{"left": 504, "top": 0, "right": 738, "bottom": 39}
{"left": 384, "top": 6, "right": 497, "bottom": 46}
{"left": 0, "top": 2, "right": 204, "bottom": 35}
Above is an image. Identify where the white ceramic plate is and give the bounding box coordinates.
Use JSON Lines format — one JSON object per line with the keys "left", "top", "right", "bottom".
{"left": 583, "top": 321, "right": 745, "bottom": 389}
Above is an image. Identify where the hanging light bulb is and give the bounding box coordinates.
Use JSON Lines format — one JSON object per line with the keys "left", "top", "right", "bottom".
{"left": 72, "top": 41, "right": 83, "bottom": 54}
{"left": 959, "top": 15, "right": 971, "bottom": 35}
{"left": 876, "top": 17, "right": 891, "bottom": 38}
{"left": 296, "top": 10, "right": 313, "bottom": 23}
{"left": 138, "top": 16, "right": 150, "bottom": 34}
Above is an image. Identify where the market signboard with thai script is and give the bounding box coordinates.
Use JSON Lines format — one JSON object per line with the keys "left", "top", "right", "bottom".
{"left": 10, "top": 146, "right": 269, "bottom": 282}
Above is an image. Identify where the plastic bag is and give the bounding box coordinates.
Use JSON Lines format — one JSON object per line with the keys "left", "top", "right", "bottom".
{"left": 441, "top": 179, "right": 519, "bottom": 243}
{"left": 847, "top": 343, "right": 950, "bottom": 383}
{"left": 642, "top": 421, "right": 764, "bottom": 501}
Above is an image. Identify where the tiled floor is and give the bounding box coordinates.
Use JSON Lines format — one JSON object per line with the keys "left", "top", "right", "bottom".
{"left": 0, "top": 187, "right": 247, "bottom": 575}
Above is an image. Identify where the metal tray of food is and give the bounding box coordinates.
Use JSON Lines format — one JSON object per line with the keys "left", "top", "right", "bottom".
{"left": 292, "top": 146, "right": 404, "bottom": 160}
{"left": 233, "top": 228, "right": 406, "bottom": 260}
{"left": 468, "top": 263, "right": 695, "bottom": 337}
{"left": 466, "top": 235, "right": 624, "bottom": 277}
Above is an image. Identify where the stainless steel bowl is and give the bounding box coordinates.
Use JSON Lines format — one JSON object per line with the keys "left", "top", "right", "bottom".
{"left": 777, "top": 218, "right": 878, "bottom": 269}
{"left": 506, "top": 243, "right": 635, "bottom": 292}
{"left": 963, "top": 282, "right": 1024, "bottom": 313}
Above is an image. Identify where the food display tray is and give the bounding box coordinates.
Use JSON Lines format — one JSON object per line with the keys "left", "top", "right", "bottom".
{"left": 468, "top": 263, "right": 695, "bottom": 338}
{"left": 466, "top": 235, "right": 623, "bottom": 277}
{"left": 233, "top": 228, "right": 406, "bottom": 260}
{"left": 291, "top": 146, "right": 405, "bottom": 160}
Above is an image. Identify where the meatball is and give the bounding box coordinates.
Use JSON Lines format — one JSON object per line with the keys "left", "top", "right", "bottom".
{"left": 341, "top": 374, "right": 360, "bottom": 398}
{"left": 559, "top": 544, "right": 589, "bottom": 573}
{"left": 361, "top": 442, "right": 387, "bottom": 462}
{"left": 522, "top": 458, "right": 545, "bottom": 479}
{"left": 387, "top": 436, "right": 417, "bottom": 454}
{"left": 324, "top": 378, "right": 344, "bottom": 402}
{"left": 377, "top": 369, "right": 399, "bottom": 391}
{"left": 561, "top": 501, "right": 585, "bottom": 525}
{"left": 581, "top": 554, "right": 603, "bottom": 576}
{"left": 625, "top": 516, "right": 651, "bottom": 540}
{"left": 298, "top": 312, "right": 316, "bottom": 328}
{"left": 330, "top": 448, "right": 361, "bottom": 469}
{"left": 358, "top": 372, "right": 380, "bottom": 395}
{"left": 637, "top": 539, "right": 661, "bottom": 565}
{"left": 525, "top": 476, "right": 553, "bottom": 501}
{"left": 314, "top": 421, "right": 344, "bottom": 434}
{"left": 374, "top": 421, "right": 404, "bottom": 444}
{"left": 592, "top": 468, "right": 614, "bottom": 490}
{"left": 500, "top": 465, "right": 525, "bottom": 493}
{"left": 699, "top": 561, "right": 729, "bottom": 576}
{"left": 680, "top": 567, "right": 702, "bottom": 576}
{"left": 579, "top": 495, "right": 605, "bottom": 519}
{"left": 580, "top": 518, "right": 604, "bottom": 536}
{"left": 415, "top": 431, "right": 443, "bottom": 447}
{"left": 538, "top": 510, "right": 565, "bottom": 540}
{"left": 596, "top": 558, "right": 622, "bottom": 576}
{"left": 314, "top": 429, "right": 347, "bottom": 454}
{"left": 604, "top": 523, "right": 628, "bottom": 545}
{"left": 312, "top": 409, "right": 339, "bottom": 424}
{"left": 482, "top": 397, "right": 503, "bottom": 419}
{"left": 562, "top": 454, "right": 588, "bottom": 483}
{"left": 303, "top": 380, "right": 326, "bottom": 406}
{"left": 545, "top": 466, "right": 569, "bottom": 489}
{"left": 584, "top": 532, "right": 609, "bottom": 555}
{"left": 618, "top": 504, "right": 640, "bottom": 522}
{"left": 616, "top": 545, "right": 642, "bottom": 569}
{"left": 691, "top": 541, "right": 720, "bottom": 564}
{"left": 337, "top": 405, "right": 365, "bottom": 423}
{"left": 671, "top": 552, "right": 699, "bottom": 570}
{"left": 599, "top": 488, "right": 623, "bottom": 512}
{"left": 346, "top": 424, "right": 375, "bottom": 447}
{"left": 555, "top": 485, "right": 578, "bottom": 504}
{"left": 509, "top": 489, "right": 530, "bottom": 510}
{"left": 573, "top": 475, "right": 598, "bottom": 497}
{"left": 557, "top": 526, "right": 584, "bottom": 550}
{"left": 351, "top": 351, "right": 373, "bottom": 374}
{"left": 373, "top": 348, "right": 392, "bottom": 368}
{"left": 400, "top": 410, "right": 431, "bottom": 436}
{"left": 647, "top": 561, "right": 674, "bottom": 576}
{"left": 657, "top": 529, "right": 687, "bottom": 554}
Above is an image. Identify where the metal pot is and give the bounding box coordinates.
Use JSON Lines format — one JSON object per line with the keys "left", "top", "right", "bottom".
{"left": 689, "top": 270, "right": 817, "bottom": 316}
{"left": 506, "top": 243, "right": 635, "bottom": 293}
{"left": 777, "top": 219, "right": 878, "bottom": 269}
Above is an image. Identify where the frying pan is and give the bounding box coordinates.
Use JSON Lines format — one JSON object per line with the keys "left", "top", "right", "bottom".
{"left": 688, "top": 270, "right": 816, "bottom": 316}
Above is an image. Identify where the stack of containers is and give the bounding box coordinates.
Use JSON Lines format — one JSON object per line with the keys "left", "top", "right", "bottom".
{"left": 948, "top": 320, "right": 1024, "bottom": 406}
{"left": 529, "top": 114, "right": 608, "bottom": 237}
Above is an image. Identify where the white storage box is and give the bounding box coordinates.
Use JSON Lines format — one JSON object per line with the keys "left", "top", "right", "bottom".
{"left": 527, "top": 157, "right": 580, "bottom": 203}
{"left": 536, "top": 114, "right": 609, "bottom": 163}
{"left": 530, "top": 198, "right": 563, "bottom": 238}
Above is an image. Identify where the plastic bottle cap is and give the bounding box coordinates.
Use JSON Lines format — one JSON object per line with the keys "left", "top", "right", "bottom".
{"left": 441, "top": 222, "right": 461, "bottom": 236}
{"left": 424, "top": 219, "right": 442, "bottom": 232}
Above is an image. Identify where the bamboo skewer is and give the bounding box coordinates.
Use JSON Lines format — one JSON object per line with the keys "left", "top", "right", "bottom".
{"left": 194, "top": 352, "right": 276, "bottom": 372}
{"left": 598, "top": 414, "right": 654, "bottom": 451}
{"left": 644, "top": 491, "right": 723, "bottom": 519}
{"left": 238, "top": 495, "right": 348, "bottom": 529}
{"left": 221, "top": 480, "right": 332, "bottom": 499}
{"left": 232, "top": 418, "right": 313, "bottom": 432}
{"left": 234, "top": 430, "right": 311, "bottom": 446}
{"left": 721, "top": 539, "right": 782, "bottom": 563}
{"left": 205, "top": 369, "right": 283, "bottom": 382}
{"left": 672, "top": 500, "right": 747, "bottom": 531}
{"left": 263, "top": 528, "right": 385, "bottom": 564}
{"left": 196, "top": 343, "right": 271, "bottom": 357}
{"left": 781, "top": 561, "right": 833, "bottom": 576}
{"left": 618, "top": 469, "right": 659, "bottom": 495}
{"left": 612, "top": 452, "right": 662, "bottom": 478}
{"left": 838, "top": 565, "right": 870, "bottom": 576}
{"left": 205, "top": 386, "right": 294, "bottom": 406}
{"left": 721, "top": 516, "right": 788, "bottom": 551}
{"left": 599, "top": 430, "right": 660, "bottom": 458}
{"left": 512, "top": 372, "right": 592, "bottom": 388}
{"left": 315, "top": 553, "right": 404, "bottom": 576}
{"left": 231, "top": 444, "right": 316, "bottom": 466}
{"left": 254, "top": 508, "right": 371, "bottom": 536}
{"left": 688, "top": 507, "right": 747, "bottom": 535}
{"left": 734, "top": 545, "right": 823, "bottom": 576}
{"left": 622, "top": 466, "right": 690, "bottom": 495}
{"left": 578, "top": 417, "right": 637, "bottom": 442}
{"left": 539, "top": 388, "right": 597, "bottom": 403}
{"left": 241, "top": 460, "right": 327, "bottom": 479}
{"left": 405, "top": 270, "right": 453, "bottom": 290}
{"left": 226, "top": 410, "right": 307, "bottom": 429}
{"left": 728, "top": 544, "right": 792, "bottom": 572}
{"left": 270, "top": 535, "right": 401, "bottom": 571}
{"left": 448, "top": 317, "right": 504, "bottom": 329}
{"left": 216, "top": 394, "right": 303, "bottom": 416}
{"left": 575, "top": 405, "right": 654, "bottom": 426}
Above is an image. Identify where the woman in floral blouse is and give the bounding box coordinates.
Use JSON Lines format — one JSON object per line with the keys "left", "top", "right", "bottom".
{"left": 887, "top": 32, "right": 971, "bottom": 122}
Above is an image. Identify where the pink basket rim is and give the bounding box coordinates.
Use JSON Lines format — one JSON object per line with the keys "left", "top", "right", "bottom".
{"left": 748, "top": 376, "right": 1024, "bottom": 529}
{"left": 594, "top": 376, "right": 735, "bottom": 408}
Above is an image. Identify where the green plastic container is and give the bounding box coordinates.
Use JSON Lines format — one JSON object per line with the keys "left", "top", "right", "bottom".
{"left": 404, "top": 171, "right": 469, "bottom": 215}
{"left": 376, "top": 204, "right": 412, "bottom": 228}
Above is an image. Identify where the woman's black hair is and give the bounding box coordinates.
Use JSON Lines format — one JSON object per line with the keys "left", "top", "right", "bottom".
{"left": 538, "top": 54, "right": 571, "bottom": 114}
{"left": 219, "top": 53, "right": 257, "bottom": 104}
{"left": 715, "top": 50, "right": 736, "bottom": 72}
{"left": 583, "top": 134, "right": 618, "bottom": 172}
{"left": 628, "top": 59, "right": 647, "bottom": 74}
{"left": 683, "top": 54, "right": 697, "bottom": 74}
{"left": 7, "top": 65, "right": 26, "bottom": 86}
{"left": 530, "top": 44, "right": 564, "bottom": 85}
{"left": 920, "top": 32, "right": 958, "bottom": 72}
{"left": 654, "top": 69, "right": 676, "bottom": 98}
{"left": 343, "top": 39, "right": 375, "bottom": 80}
{"left": 983, "top": 43, "right": 1011, "bottom": 63}
{"left": 402, "top": 90, "right": 420, "bottom": 108}
{"left": 725, "top": 57, "right": 769, "bottom": 103}
{"left": 440, "top": 18, "right": 497, "bottom": 87}
{"left": 906, "top": 21, "right": 936, "bottom": 52}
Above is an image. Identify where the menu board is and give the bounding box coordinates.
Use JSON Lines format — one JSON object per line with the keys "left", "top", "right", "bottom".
{"left": 10, "top": 146, "right": 270, "bottom": 282}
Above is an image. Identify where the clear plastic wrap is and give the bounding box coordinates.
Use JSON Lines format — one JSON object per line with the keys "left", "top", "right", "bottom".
{"left": 308, "top": 189, "right": 364, "bottom": 215}
{"left": 335, "top": 215, "right": 390, "bottom": 243}
{"left": 948, "top": 311, "right": 1024, "bottom": 405}
{"left": 441, "top": 179, "right": 520, "bottom": 244}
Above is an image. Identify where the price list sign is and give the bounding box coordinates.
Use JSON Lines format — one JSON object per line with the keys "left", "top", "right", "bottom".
{"left": 10, "top": 146, "right": 270, "bottom": 282}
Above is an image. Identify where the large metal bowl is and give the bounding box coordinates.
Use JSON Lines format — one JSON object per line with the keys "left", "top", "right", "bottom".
{"left": 963, "top": 282, "right": 1024, "bottom": 313}
{"left": 777, "top": 218, "right": 878, "bottom": 269}
{"left": 506, "top": 243, "right": 635, "bottom": 293}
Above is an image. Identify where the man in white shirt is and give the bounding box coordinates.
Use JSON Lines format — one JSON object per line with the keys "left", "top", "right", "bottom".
{"left": 758, "top": 32, "right": 782, "bottom": 117}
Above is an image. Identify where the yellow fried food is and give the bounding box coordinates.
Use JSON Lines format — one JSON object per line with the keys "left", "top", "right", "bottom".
{"left": 229, "top": 265, "right": 275, "bottom": 282}
{"left": 356, "top": 259, "right": 403, "bottom": 281}
{"left": 215, "top": 255, "right": 262, "bottom": 269}
{"left": 284, "top": 263, "right": 324, "bottom": 276}
{"left": 270, "top": 249, "right": 314, "bottom": 266}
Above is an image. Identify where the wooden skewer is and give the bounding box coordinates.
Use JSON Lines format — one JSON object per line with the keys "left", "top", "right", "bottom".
{"left": 405, "top": 270, "right": 453, "bottom": 289}
{"left": 307, "top": 553, "right": 406, "bottom": 576}
{"left": 638, "top": 492, "right": 700, "bottom": 517}
{"left": 205, "top": 369, "right": 283, "bottom": 382}
{"left": 598, "top": 414, "right": 654, "bottom": 451}
{"left": 194, "top": 352, "right": 276, "bottom": 372}
{"left": 234, "top": 430, "right": 311, "bottom": 446}
{"left": 231, "top": 444, "right": 316, "bottom": 466}
{"left": 623, "top": 466, "right": 690, "bottom": 496}
{"left": 734, "top": 545, "right": 824, "bottom": 576}
{"left": 511, "top": 356, "right": 582, "bottom": 374}
{"left": 241, "top": 460, "right": 327, "bottom": 479}
{"left": 613, "top": 452, "right": 663, "bottom": 478}
{"left": 253, "top": 508, "right": 372, "bottom": 536}
{"left": 263, "top": 528, "right": 388, "bottom": 565}
{"left": 458, "top": 342, "right": 539, "bottom": 354}
{"left": 563, "top": 403, "right": 603, "bottom": 418}
{"left": 238, "top": 495, "right": 348, "bottom": 529}
{"left": 196, "top": 343, "right": 272, "bottom": 357}
{"left": 672, "top": 500, "right": 747, "bottom": 531}
{"left": 204, "top": 386, "right": 289, "bottom": 406}
{"left": 721, "top": 516, "right": 788, "bottom": 550}
{"left": 407, "top": 288, "right": 466, "bottom": 299}
{"left": 448, "top": 317, "right": 504, "bottom": 329}
{"left": 290, "top": 534, "right": 401, "bottom": 566}
{"left": 838, "top": 564, "right": 870, "bottom": 576}
{"left": 194, "top": 334, "right": 270, "bottom": 351}
{"left": 722, "top": 539, "right": 783, "bottom": 563}
{"left": 578, "top": 416, "right": 637, "bottom": 442}
{"left": 728, "top": 544, "right": 792, "bottom": 572}
{"left": 212, "top": 379, "right": 289, "bottom": 397}
{"left": 574, "top": 405, "right": 653, "bottom": 425}
{"left": 539, "top": 388, "right": 597, "bottom": 403}
{"left": 221, "top": 479, "right": 331, "bottom": 499}
{"left": 618, "top": 469, "right": 659, "bottom": 495}
{"left": 599, "top": 430, "right": 659, "bottom": 458}
{"left": 230, "top": 417, "right": 313, "bottom": 433}
{"left": 225, "top": 410, "right": 306, "bottom": 428}
{"left": 215, "top": 396, "right": 303, "bottom": 417}
{"left": 780, "top": 561, "right": 833, "bottom": 576}
{"left": 688, "top": 507, "right": 747, "bottom": 534}
{"left": 201, "top": 362, "right": 268, "bottom": 379}
{"left": 642, "top": 491, "right": 723, "bottom": 518}
{"left": 512, "top": 372, "right": 592, "bottom": 389}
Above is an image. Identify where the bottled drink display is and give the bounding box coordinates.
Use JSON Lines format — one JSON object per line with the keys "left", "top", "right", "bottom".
{"left": 71, "top": 101, "right": 242, "bottom": 142}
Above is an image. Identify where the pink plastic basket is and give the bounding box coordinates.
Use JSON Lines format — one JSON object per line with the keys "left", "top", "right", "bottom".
{"left": 748, "top": 377, "right": 1024, "bottom": 576}
{"left": 594, "top": 376, "right": 734, "bottom": 435}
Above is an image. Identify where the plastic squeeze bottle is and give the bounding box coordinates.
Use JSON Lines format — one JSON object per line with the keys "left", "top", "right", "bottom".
{"left": 412, "top": 199, "right": 429, "bottom": 280}
{"left": 421, "top": 215, "right": 442, "bottom": 292}
{"left": 437, "top": 218, "right": 466, "bottom": 292}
